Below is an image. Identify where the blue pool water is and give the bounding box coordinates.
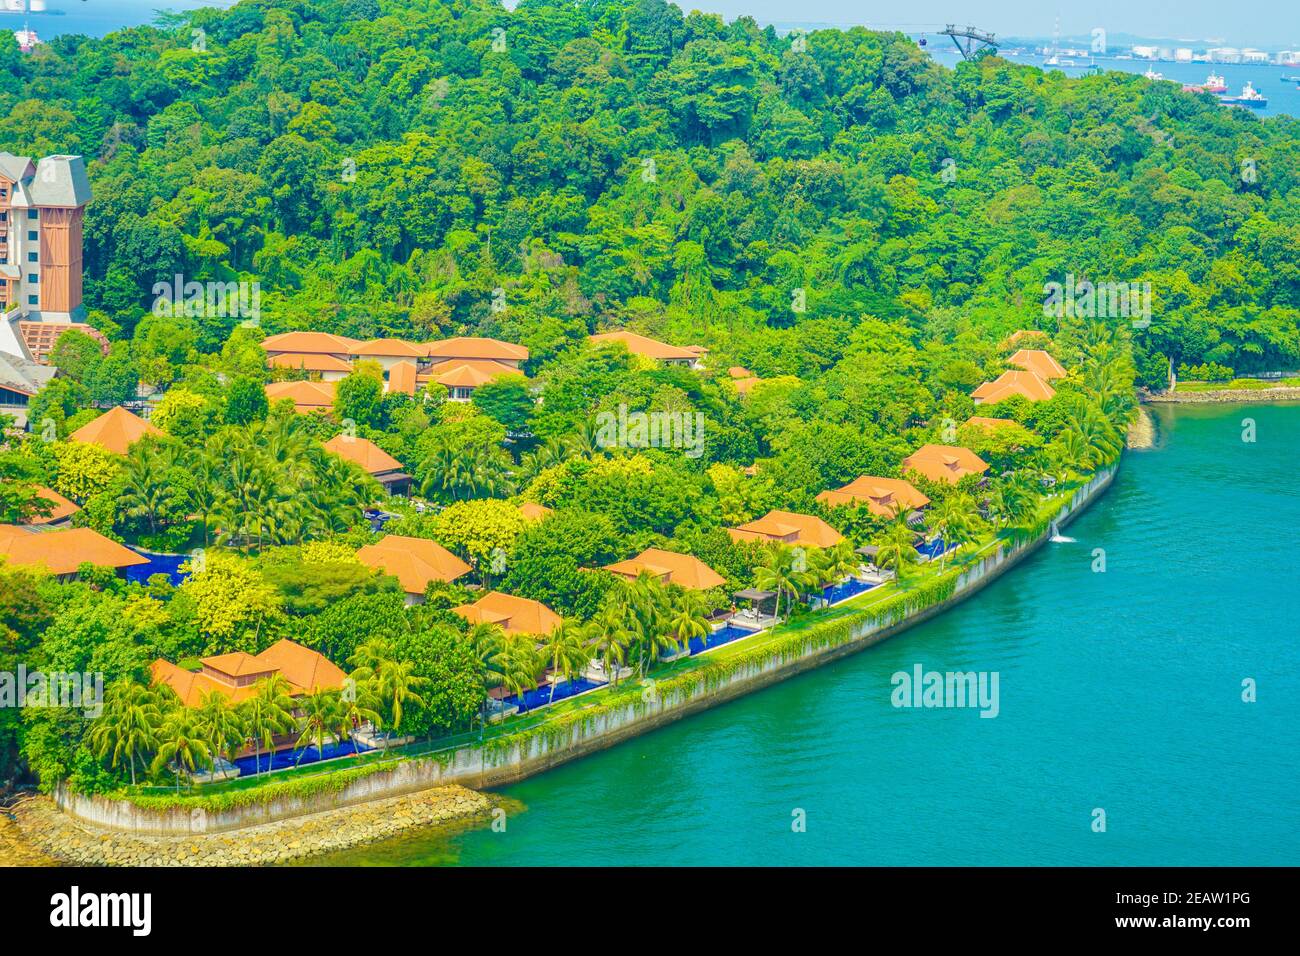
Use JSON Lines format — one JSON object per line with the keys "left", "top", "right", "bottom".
{"left": 917, "top": 537, "right": 951, "bottom": 561}
{"left": 234, "top": 739, "right": 372, "bottom": 777}
{"left": 123, "top": 549, "right": 191, "bottom": 587}
{"left": 503, "top": 678, "right": 603, "bottom": 712}
{"left": 820, "top": 577, "right": 878, "bottom": 605}
{"left": 688, "top": 624, "right": 760, "bottom": 655}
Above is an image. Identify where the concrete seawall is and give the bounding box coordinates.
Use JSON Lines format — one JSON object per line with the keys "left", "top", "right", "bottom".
{"left": 1144, "top": 387, "right": 1300, "bottom": 405}
{"left": 55, "top": 467, "right": 1116, "bottom": 837}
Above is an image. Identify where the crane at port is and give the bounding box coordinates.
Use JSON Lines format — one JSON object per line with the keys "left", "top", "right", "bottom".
{"left": 939, "top": 24, "right": 998, "bottom": 60}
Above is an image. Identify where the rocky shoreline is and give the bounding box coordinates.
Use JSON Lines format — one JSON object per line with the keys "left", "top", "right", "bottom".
{"left": 1125, "top": 406, "right": 1156, "bottom": 449}
{"left": 5, "top": 784, "right": 495, "bottom": 866}
{"left": 1143, "top": 387, "right": 1300, "bottom": 405}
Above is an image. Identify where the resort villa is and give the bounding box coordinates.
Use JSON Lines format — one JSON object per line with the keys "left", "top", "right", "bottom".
{"left": 67, "top": 405, "right": 161, "bottom": 455}
{"left": 588, "top": 330, "right": 707, "bottom": 369}
{"left": 816, "top": 476, "right": 931, "bottom": 517}
{"left": 902, "top": 444, "right": 991, "bottom": 485}
{"left": 355, "top": 533, "right": 472, "bottom": 604}
{"left": 603, "top": 547, "right": 725, "bottom": 590}
{"left": 0, "top": 524, "right": 148, "bottom": 581}
{"left": 0, "top": 153, "right": 97, "bottom": 428}
{"left": 971, "top": 348, "right": 1067, "bottom": 405}
{"left": 728, "top": 509, "right": 844, "bottom": 548}
{"left": 322, "top": 434, "right": 411, "bottom": 495}
{"left": 261, "top": 333, "right": 528, "bottom": 404}
{"left": 453, "top": 591, "right": 562, "bottom": 638}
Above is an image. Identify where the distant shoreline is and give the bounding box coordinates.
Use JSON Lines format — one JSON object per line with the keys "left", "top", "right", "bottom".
{"left": 1143, "top": 387, "right": 1300, "bottom": 405}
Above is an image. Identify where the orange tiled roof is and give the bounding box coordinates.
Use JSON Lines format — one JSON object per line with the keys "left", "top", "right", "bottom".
{"left": 265, "top": 380, "right": 336, "bottom": 413}
{"left": 260, "top": 331, "right": 359, "bottom": 355}
{"left": 151, "top": 639, "right": 347, "bottom": 708}
{"left": 20, "top": 485, "right": 79, "bottom": 525}
{"left": 816, "top": 477, "right": 930, "bottom": 516}
{"left": 0, "top": 525, "right": 148, "bottom": 575}
{"left": 588, "top": 331, "right": 704, "bottom": 362}
{"left": 728, "top": 509, "right": 843, "bottom": 548}
{"left": 425, "top": 359, "right": 519, "bottom": 389}
{"left": 388, "top": 360, "right": 418, "bottom": 395}
{"left": 356, "top": 534, "right": 471, "bottom": 595}
{"left": 972, "top": 370, "right": 1056, "bottom": 404}
{"left": 425, "top": 337, "right": 529, "bottom": 362}
{"left": 603, "top": 547, "right": 725, "bottom": 590}
{"left": 901, "top": 444, "right": 990, "bottom": 485}
{"left": 733, "top": 376, "right": 762, "bottom": 395}
{"left": 518, "top": 501, "right": 553, "bottom": 522}
{"left": 1008, "top": 349, "right": 1066, "bottom": 381}
{"left": 67, "top": 406, "right": 162, "bottom": 456}
{"left": 453, "top": 591, "right": 562, "bottom": 637}
{"left": 17, "top": 322, "right": 109, "bottom": 366}
{"left": 322, "top": 435, "right": 403, "bottom": 475}
{"left": 728, "top": 366, "right": 753, "bottom": 379}
{"left": 268, "top": 352, "right": 354, "bottom": 373}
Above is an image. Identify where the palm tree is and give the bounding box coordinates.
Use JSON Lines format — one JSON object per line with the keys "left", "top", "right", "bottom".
{"left": 618, "top": 573, "right": 674, "bottom": 675}
{"left": 585, "top": 604, "right": 633, "bottom": 685}
{"left": 237, "top": 674, "right": 296, "bottom": 775}
{"left": 665, "top": 589, "right": 711, "bottom": 657}
{"left": 119, "top": 441, "right": 182, "bottom": 536}
{"left": 814, "top": 539, "right": 861, "bottom": 587}
{"left": 294, "top": 689, "right": 345, "bottom": 766}
{"left": 492, "top": 634, "right": 539, "bottom": 706}
{"left": 151, "top": 709, "right": 213, "bottom": 790}
{"left": 373, "top": 660, "right": 428, "bottom": 750}
{"left": 193, "top": 691, "right": 246, "bottom": 770}
{"left": 541, "top": 620, "right": 593, "bottom": 704}
{"left": 337, "top": 683, "right": 383, "bottom": 754}
{"left": 86, "top": 679, "right": 164, "bottom": 787}
{"left": 990, "top": 476, "right": 1037, "bottom": 530}
{"left": 753, "top": 544, "right": 814, "bottom": 622}
{"left": 875, "top": 521, "right": 920, "bottom": 581}
{"left": 928, "top": 494, "right": 981, "bottom": 571}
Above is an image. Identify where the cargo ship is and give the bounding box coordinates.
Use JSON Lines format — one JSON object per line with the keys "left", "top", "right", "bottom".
{"left": 1220, "top": 82, "right": 1268, "bottom": 108}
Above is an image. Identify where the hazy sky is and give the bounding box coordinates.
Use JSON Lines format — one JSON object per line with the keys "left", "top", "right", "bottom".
{"left": 89, "top": 1, "right": 1297, "bottom": 48}
{"left": 693, "top": 0, "right": 1296, "bottom": 46}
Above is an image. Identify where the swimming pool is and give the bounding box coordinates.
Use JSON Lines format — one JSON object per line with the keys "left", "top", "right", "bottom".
{"left": 688, "top": 624, "right": 760, "bottom": 655}
{"left": 232, "top": 739, "right": 372, "bottom": 777}
{"left": 917, "top": 536, "right": 952, "bottom": 561}
{"left": 503, "top": 677, "right": 604, "bottom": 712}
{"left": 820, "top": 577, "right": 878, "bottom": 605}
{"left": 123, "top": 549, "right": 191, "bottom": 587}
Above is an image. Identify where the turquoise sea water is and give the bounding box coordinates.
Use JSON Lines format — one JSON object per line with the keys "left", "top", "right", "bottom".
{"left": 317, "top": 402, "right": 1300, "bottom": 866}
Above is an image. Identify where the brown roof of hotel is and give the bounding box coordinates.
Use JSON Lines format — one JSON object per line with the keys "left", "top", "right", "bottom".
{"left": 18, "top": 321, "right": 109, "bottom": 365}
{"left": 453, "top": 591, "right": 562, "bottom": 637}
{"left": 268, "top": 352, "right": 354, "bottom": 373}
{"left": 1008, "top": 349, "right": 1067, "bottom": 381}
{"left": 21, "top": 485, "right": 79, "bottom": 525}
{"left": 901, "top": 444, "right": 990, "bottom": 485}
{"left": 728, "top": 366, "right": 753, "bottom": 379}
{"left": 518, "top": 501, "right": 553, "bottom": 522}
{"left": 728, "top": 509, "right": 844, "bottom": 548}
{"left": 260, "top": 331, "right": 360, "bottom": 354}
{"left": 356, "top": 534, "right": 471, "bottom": 595}
{"left": 733, "top": 376, "right": 762, "bottom": 395}
{"left": 322, "top": 435, "right": 403, "bottom": 475}
{"left": 588, "top": 330, "right": 705, "bottom": 361}
{"left": 151, "top": 639, "right": 347, "bottom": 708}
{"left": 0, "top": 525, "right": 149, "bottom": 575}
{"left": 67, "top": 406, "right": 162, "bottom": 456}
{"left": 603, "top": 548, "right": 725, "bottom": 590}
{"left": 388, "top": 360, "right": 418, "bottom": 395}
{"left": 265, "top": 380, "right": 336, "bottom": 413}
{"left": 816, "top": 476, "right": 930, "bottom": 516}
{"left": 972, "top": 369, "right": 1056, "bottom": 404}
{"left": 425, "top": 337, "right": 529, "bottom": 362}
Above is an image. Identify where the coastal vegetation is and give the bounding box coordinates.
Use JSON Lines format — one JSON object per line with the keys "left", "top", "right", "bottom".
{"left": 4, "top": 0, "right": 1292, "bottom": 803}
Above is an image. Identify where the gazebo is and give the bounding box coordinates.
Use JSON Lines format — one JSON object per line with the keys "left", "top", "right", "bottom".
{"left": 732, "top": 588, "right": 777, "bottom": 628}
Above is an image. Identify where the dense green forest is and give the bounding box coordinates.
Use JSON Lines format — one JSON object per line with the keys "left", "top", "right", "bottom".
{"left": 0, "top": 0, "right": 1293, "bottom": 795}
{"left": 1, "top": 0, "right": 1297, "bottom": 378}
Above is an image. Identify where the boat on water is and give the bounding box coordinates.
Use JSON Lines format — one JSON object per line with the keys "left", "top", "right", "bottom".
{"left": 1202, "top": 72, "right": 1228, "bottom": 93}
{"left": 1143, "top": 67, "right": 1164, "bottom": 81}
{"left": 1220, "top": 81, "right": 1268, "bottom": 108}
